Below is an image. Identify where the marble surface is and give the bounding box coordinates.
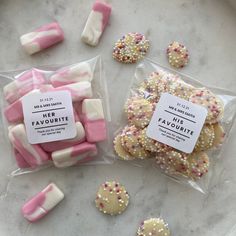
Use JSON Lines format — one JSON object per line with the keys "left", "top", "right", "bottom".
{"left": 0, "top": 0, "right": 236, "bottom": 235}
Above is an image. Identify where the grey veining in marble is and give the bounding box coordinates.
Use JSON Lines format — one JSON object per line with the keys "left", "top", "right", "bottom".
{"left": 0, "top": 0, "right": 236, "bottom": 235}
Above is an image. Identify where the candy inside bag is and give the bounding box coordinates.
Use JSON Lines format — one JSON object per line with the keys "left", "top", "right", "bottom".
{"left": 113, "top": 59, "right": 236, "bottom": 193}
{"left": 0, "top": 56, "right": 113, "bottom": 176}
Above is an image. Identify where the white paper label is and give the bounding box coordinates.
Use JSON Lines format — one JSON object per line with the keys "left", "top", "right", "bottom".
{"left": 146, "top": 93, "right": 207, "bottom": 153}
{"left": 22, "top": 91, "right": 76, "bottom": 144}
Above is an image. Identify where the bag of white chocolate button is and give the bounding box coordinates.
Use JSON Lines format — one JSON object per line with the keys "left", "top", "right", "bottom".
{"left": 113, "top": 58, "right": 236, "bottom": 193}
{"left": 0, "top": 56, "right": 113, "bottom": 176}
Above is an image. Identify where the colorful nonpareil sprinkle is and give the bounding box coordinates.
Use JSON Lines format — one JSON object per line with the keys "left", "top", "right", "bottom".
{"left": 156, "top": 150, "right": 209, "bottom": 180}
{"left": 165, "top": 78, "right": 194, "bottom": 100}
{"left": 156, "top": 150, "right": 189, "bottom": 177}
{"left": 187, "top": 152, "right": 209, "bottom": 180}
{"left": 194, "top": 124, "right": 215, "bottom": 152}
{"left": 95, "top": 181, "right": 129, "bottom": 215}
{"left": 167, "top": 41, "right": 189, "bottom": 68}
{"left": 138, "top": 72, "right": 166, "bottom": 97}
{"left": 212, "top": 123, "right": 225, "bottom": 147}
{"left": 137, "top": 218, "right": 170, "bottom": 236}
{"left": 139, "top": 128, "right": 171, "bottom": 153}
{"left": 124, "top": 97, "right": 155, "bottom": 128}
{"left": 189, "top": 88, "right": 224, "bottom": 124}
{"left": 113, "top": 33, "right": 150, "bottom": 63}
{"left": 120, "top": 125, "right": 150, "bottom": 159}
{"left": 113, "top": 134, "right": 135, "bottom": 160}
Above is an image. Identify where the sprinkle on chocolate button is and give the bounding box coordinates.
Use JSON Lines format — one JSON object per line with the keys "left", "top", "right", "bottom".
{"left": 167, "top": 41, "right": 189, "bottom": 68}
{"left": 124, "top": 97, "right": 155, "bottom": 129}
{"left": 113, "top": 133, "right": 135, "bottom": 160}
{"left": 156, "top": 150, "right": 210, "bottom": 180}
{"left": 95, "top": 181, "right": 129, "bottom": 215}
{"left": 139, "top": 128, "right": 171, "bottom": 153}
{"left": 189, "top": 88, "right": 224, "bottom": 124}
{"left": 212, "top": 123, "right": 225, "bottom": 148}
{"left": 120, "top": 125, "right": 150, "bottom": 159}
{"left": 113, "top": 33, "right": 150, "bottom": 63}
{"left": 194, "top": 124, "right": 215, "bottom": 152}
{"left": 137, "top": 218, "right": 171, "bottom": 236}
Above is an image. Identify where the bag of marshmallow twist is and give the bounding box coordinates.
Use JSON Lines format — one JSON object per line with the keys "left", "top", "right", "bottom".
{"left": 0, "top": 56, "right": 113, "bottom": 176}
{"left": 113, "top": 59, "right": 236, "bottom": 193}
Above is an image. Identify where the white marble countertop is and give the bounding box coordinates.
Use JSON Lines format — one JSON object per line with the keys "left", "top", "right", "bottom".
{"left": 0, "top": 0, "right": 236, "bottom": 235}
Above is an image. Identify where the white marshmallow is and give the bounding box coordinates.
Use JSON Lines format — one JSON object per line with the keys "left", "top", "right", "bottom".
{"left": 73, "top": 122, "right": 85, "bottom": 141}
{"left": 20, "top": 30, "right": 60, "bottom": 54}
{"left": 9, "top": 124, "right": 42, "bottom": 164}
{"left": 42, "top": 183, "right": 64, "bottom": 210}
{"left": 52, "top": 147, "right": 88, "bottom": 168}
{"left": 50, "top": 62, "right": 93, "bottom": 87}
{"left": 22, "top": 183, "right": 64, "bottom": 222}
{"left": 51, "top": 143, "right": 97, "bottom": 168}
{"left": 82, "top": 99, "right": 104, "bottom": 120}
{"left": 66, "top": 81, "right": 93, "bottom": 101}
{"left": 3, "top": 82, "right": 18, "bottom": 98}
{"left": 8, "top": 124, "right": 49, "bottom": 167}
{"left": 81, "top": 11, "right": 103, "bottom": 46}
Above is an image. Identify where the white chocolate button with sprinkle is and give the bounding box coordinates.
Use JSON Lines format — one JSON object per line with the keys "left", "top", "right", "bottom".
{"left": 156, "top": 150, "right": 189, "bottom": 177}
{"left": 194, "top": 124, "right": 215, "bottom": 152}
{"left": 114, "top": 134, "right": 135, "bottom": 160}
{"left": 156, "top": 151, "right": 209, "bottom": 180}
{"left": 165, "top": 78, "right": 194, "bottom": 100}
{"left": 139, "top": 128, "right": 171, "bottom": 153}
{"left": 212, "top": 123, "right": 225, "bottom": 148}
{"left": 95, "top": 181, "right": 129, "bottom": 215}
{"left": 125, "top": 97, "right": 154, "bottom": 129}
{"left": 138, "top": 73, "right": 166, "bottom": 101}
{"left": 137, "top": 218, "right": 170, "bottom": 236}
{"left": 113, "top": 33, "right": 150, "bottom": 64}
{"left": 120, "top": 125, "right": 150, "bottom": 159}
{"left": 189, "top": 88, "right": 224, "bottom": 124}
{"left": 187, "top": 152, "right": 209, "bottom": 180}
{"left": 167, "top": 41, "right": 189, "bottom": 68}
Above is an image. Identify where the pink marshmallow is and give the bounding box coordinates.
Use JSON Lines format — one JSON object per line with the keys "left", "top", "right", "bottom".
{"left": 73, "top": 107, "right": 80, "bottom": 122}
{"left": 20, "top": 22, "right": 64, "bottom": 55}
{"left": 21, "top": 183, "right": 64, "bottom": 222}
{"left": 51, "top": 142, "right": 97, "bottom": 168}
{"left": 40, "top": 122, "right": 85, "bottom": 152}
{"left": 4, "top": 99, "right": 23, "bottom": 123}
{"left": 4, "top": 89, "right": 43, "bottom": 123}
{"left": 47, "top": 81, "right": 93, "bottom": 102}
{"left": 73, "top": 102, "right": 83, "bottom": 121}
{"left": 81, "top": 1, "right": 112, "bottom": 46}
{"left": 84, "top": 119, "right": 106, "bottom": 143}
{"left": 50, "top": 62, "right": 93, "bottom": 87}
{"left": 13, "top": 149, "right": 31, "bottom": 168}
{"left": 9, "top": 124, "right": 50, "bottom": 167}
{"left": 3, "top": 69, "right": 47, "bottom": 104}
{"left": 82, "top": 99, "right": 107, "bottom": 142}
